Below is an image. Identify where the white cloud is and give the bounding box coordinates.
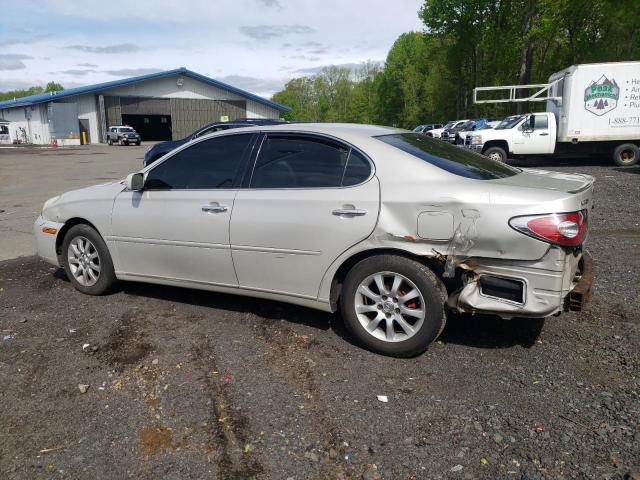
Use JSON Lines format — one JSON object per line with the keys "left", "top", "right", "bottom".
{"left": 1, "top": 0, "right": 424, "bottom": 96}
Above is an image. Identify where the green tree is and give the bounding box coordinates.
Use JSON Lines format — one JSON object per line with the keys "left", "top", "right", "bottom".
{"left": 0, "top": 82, "right": 65, "bottom": 102}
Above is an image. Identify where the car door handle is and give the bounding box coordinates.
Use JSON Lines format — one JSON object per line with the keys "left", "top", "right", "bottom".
{"left": 201, "top": 204, "right": 228, "bottom": 213}
{"left": 539, "top": 133, "right": 549, "bottom": 136}
{"left": 332, "top": 208, "right": 367, "bottom": 217}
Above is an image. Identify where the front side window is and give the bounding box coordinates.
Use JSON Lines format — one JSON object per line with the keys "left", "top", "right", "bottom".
{"left": 250, "top": 135, "right": 370, "bottom": 188}
{"left": 119, "top": 127, "right": 134, "bottom": 133}
{"left": 145, "top": 133, "right": 254, "bottom": 189}
{"left": 376, "top": 133, "right": 519, "bottom": 180}
{"left": 533, "top": 114, "right": 549, "bottom": 130}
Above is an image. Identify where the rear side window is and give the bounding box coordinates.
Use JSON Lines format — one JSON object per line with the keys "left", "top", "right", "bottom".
{"left": 341, "top": 150, "right": 371, "bottom": 186}
{"left": 145, "top": 133, "right": 253, "bottom": 189}
{"left": 376, "top": 133, "right": 519, "bottom": 180}
{"left": 251, "top": 136, "right": 360, "bottom": 188}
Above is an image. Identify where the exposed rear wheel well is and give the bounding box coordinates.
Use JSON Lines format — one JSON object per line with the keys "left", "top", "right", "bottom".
{"left": 55, "top": 218, "right": 101, "bottom": 258}
{"left": 329, "top": 248, "right": 445, "bottom": 311}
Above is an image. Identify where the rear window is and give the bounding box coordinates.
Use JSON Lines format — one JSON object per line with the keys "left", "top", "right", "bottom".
{"left": 375, "top": 133, "right": 519, "bottom": 180}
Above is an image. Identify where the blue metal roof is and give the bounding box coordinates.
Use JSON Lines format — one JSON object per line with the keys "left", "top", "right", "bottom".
{"left": 0, "top": 67, "right": 290, "bottom": 112}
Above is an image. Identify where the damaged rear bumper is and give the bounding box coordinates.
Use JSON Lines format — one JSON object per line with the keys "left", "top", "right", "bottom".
{"left": 564, "top": 252, "right": 593, "bottom": 312}
{"left": 448, "top": 248, "right": 593, "bottom": 318}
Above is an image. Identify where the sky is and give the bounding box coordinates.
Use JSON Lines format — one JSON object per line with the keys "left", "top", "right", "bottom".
{"left": 0, "top": 0, "right": 424, "bottom": 98}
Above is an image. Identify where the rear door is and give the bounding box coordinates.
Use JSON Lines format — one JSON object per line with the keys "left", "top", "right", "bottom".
{"left": 230, "top": 133, "right": 380, "bottom": 299}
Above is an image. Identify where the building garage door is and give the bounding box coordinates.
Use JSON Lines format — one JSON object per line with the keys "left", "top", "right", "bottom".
{"left": 170, "top": 99, "right": 246, "bottom": 140}
{"left": 121, "top": 97, "right": 172, "bottom": 141}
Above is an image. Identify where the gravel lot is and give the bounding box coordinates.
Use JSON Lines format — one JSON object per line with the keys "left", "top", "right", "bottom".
{"left": 0, "top": 147, "right": 639, "bottom": 479}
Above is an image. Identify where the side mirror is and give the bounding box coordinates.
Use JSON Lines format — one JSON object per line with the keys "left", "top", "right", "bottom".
{"left": 126, "top": 172, "right": 144, "bottom": 191}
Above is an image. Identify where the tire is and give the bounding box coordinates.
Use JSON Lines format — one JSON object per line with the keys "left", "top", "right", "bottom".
{"left": 612, "top": 143, "right": 639, "bottom": 166}
{"left": 119, "top": 138, "right": 125, "bottom": 146}
{"left": 61, "top": 224, "right": 117, "bottom": 295}
{"left": 136, "top": 141, "right": 141, "bottom": 146}
{"left": 340, "top": 255, "right": 447, "bottom": 357}
{"left": 107, "top": 138, "right": 113, "bottom": 146}
{"left": 484, "top": 145, "right": 507, "bottom": 163}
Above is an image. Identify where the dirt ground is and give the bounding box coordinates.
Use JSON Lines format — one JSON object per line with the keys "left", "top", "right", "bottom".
{"left": 0, "top": 147, "right": 639, "bottom": 479}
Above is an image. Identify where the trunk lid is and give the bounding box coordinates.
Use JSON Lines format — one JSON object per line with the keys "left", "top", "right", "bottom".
{"left": 491, "top": 168, "right": 594, "bottom": 194}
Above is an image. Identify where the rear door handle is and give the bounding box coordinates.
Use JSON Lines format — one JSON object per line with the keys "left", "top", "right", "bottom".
{"left": 202, "top": 204, "right": 228, "bottom": 213}
{"left": 539, "top": 133, "right": 549, "bottom": 136}
{"left": 332, "top": 208, "right": 367, "bottom": 217}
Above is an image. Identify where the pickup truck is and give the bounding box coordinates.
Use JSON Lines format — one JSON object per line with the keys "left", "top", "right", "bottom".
{"left": 471, "top": 61, "right": 640, "bottom": 166}
{"left": 439, "top": 119, "right": 469, "bottom": 143}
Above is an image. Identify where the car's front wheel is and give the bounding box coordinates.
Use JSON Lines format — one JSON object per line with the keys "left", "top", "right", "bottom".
{"left": 340, "top": 255, "right": 447, "bottom": 357}
{"left": 62, "top": 224, "right": 117, "bottom": 295}
{"left": 484, "top": 146, "right": 507, "bottom": 163}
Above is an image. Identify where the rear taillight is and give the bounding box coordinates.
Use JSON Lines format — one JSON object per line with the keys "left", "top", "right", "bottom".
{"left": 509, "top": 211, "right": 587, "bottom": 247}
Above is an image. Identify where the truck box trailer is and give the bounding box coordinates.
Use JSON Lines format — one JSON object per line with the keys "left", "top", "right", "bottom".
{"left": 470, "top": 61, "right": 640, "bottom": 166}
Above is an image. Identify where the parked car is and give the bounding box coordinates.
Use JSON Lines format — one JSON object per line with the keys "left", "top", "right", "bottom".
{"left": 35, "top": 123, "right": 593, "bottom": 357}
{"left": 426, "top": 121, "right": 455, "bottom": 138}
{"left": 413, "top": 124, "right": 444, "bottom": 135}
{"left": 456, "top": 119, "right": 498, "bottom": 145}
{"left": 107, "top": 126, "right": 141, "bottom": 146}
{"left": 144, "top": 118, "right": 287, "bottom": 166}
{"left": 440, "top": 119, "right": 470, "bottom": 142}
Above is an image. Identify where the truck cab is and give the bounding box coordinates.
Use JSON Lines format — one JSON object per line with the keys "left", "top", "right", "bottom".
{"left": 466, "top": 112, "right": 556, "bottom": 163}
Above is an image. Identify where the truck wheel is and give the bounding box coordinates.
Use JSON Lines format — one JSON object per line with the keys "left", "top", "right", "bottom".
{"left": 484, "top": 146, "right": 507, "bottom": 163}
{"left": 612, "top": 143, "right": 639, "bottom": 166}
{"left": 107, "top": 138, "right": 113, "bottom": 146}
{"left": 340, "top": 255, "right": 447, "bottom": 357}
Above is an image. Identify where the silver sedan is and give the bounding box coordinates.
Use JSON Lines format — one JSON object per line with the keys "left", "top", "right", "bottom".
{"left": 34, "top": 123, "right": 594, "bottom": 357}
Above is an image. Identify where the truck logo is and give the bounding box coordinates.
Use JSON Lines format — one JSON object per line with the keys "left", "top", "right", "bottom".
{"left": 584, "top": 75, "right": 619, "bottom": 116}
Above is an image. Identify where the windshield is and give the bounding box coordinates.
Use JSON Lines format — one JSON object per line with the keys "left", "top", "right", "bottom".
{"left": 376, "top": 133, "right": 519, "bottom": 180}
{"left": 413, "top": 126, "right": 424, "bottom": 132}
{"left": 495, "top": 115, "right": 523, "bottom": 130}
{"left": 458, "top": 120, "right": 475, "bottom": 130}
{"left": 119, "top": 127, "right": 135, "bottom": 133}
{"left": 442, "top": 122, "right": 455, "bottom": 129}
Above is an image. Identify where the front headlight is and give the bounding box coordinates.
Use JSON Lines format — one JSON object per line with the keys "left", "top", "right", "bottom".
{"left": 470, "top": 135, "right": 483, "bottom": 145}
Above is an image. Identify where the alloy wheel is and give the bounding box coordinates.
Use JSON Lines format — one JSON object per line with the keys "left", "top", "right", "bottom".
{"left": 67, "top": 236, "right": 101, "bottom": 286}
{"left": 354, "top": 271, "right": 426, "bottom": 343}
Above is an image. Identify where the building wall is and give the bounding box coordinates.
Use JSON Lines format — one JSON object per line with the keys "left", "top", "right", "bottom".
{"left": 0, "top": 105, "right": 49, "bottom": 144}
{"left": 170, "top": 98, "right": 247, "bottom": 139}
{"left": 102, "top": 76, "right": 281, "bottom": 119}
{"left": 72, "top": 94, "right": 100, "bottom": 144}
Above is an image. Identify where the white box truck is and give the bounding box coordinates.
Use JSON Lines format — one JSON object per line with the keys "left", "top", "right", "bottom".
{"left": 468, "top": 61, "right": 640, "bottom": 166}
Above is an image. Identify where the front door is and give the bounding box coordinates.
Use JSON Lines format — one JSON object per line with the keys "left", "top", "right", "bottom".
{"left": 230, "top": 133, "right": 380, "bottom": 299}
{"left": 110, "top": 132, "right": 256, "bottom": 287}
{"left": 513, "top": 114, "right": 555, "bottom": 154}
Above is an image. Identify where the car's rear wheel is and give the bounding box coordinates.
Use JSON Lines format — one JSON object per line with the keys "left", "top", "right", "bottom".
{"left": 612, "top": 143, "right": 639, "bottom": 166}
{"left": 484, "top": 146, "right": 507, "bottom": 163}
{"left": 340, "top": 255, "right": 447, "bottom": 357}
{"left": 62, "top": 224, "right": 117, "bottom": 295}
{"left": 107, "top": 138, "right": 113, "bottom": 145}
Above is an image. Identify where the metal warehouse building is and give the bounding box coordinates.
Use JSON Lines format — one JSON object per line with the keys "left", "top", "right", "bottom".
{"left": 0, "top": 68, "right": 290, "bottom": 145}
